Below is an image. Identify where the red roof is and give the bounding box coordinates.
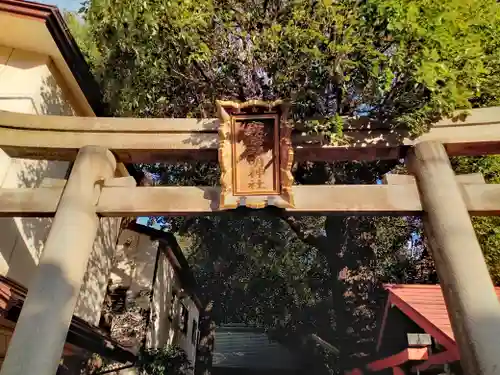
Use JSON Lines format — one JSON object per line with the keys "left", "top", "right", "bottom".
{"left": 378, "top": 284, "right": 500, "bottom": 351}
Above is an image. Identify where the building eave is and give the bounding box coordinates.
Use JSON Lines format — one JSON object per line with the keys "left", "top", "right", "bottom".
{"left": 127, "top": 222, "right": 204, "bottom": 310}
{"left": 0, "top": 0, "right": 107, "bottom": 116}
{"left": 0, "top": 275, "right": 136, "bottom": 363}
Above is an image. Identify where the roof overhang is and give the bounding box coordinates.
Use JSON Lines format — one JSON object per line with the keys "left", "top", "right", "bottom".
{"left": 345, "top": 347, "right": 434, "bottom": 374}
{"left": 0, "top": 0, "right": 106, "bottom": 116}
{"left": 0, "top": 275, "right": 136, "bottom": 363}
{"left": 376, "top": 285, "right": 457, "bottom": 352}
{"left": 345, "top": 285, "right": 465, "bottom": 374}
{"left": 126, "top": 222, "right": 204, "bottom": 310}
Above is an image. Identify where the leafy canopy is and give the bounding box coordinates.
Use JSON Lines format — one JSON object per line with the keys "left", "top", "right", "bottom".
{"left": 452, "top": 156, "right": 500, "bottom": 284}
{"left": 81, "top": 0, "right": 500, "bottom": 137}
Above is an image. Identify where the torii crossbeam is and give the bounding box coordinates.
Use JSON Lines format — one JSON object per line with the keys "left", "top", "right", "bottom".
{"left": 0, "top": 107, "right": 500, "bottom": 375}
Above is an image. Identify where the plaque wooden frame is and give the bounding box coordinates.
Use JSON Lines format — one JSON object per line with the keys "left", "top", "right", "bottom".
{"left": 217, "top": 99, "right": 294, "bottom": 209}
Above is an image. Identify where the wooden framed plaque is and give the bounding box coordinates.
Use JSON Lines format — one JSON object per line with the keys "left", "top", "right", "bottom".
{"left": 217, "top": 100, "right": 294, "bottom": 209}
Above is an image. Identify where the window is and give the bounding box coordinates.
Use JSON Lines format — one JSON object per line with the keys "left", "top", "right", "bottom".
{"left": 179, "top": 303, "right": 188, "bottom": 334}
{"left": 168, "top": 292, "right": 177, "bottom": 321}
{"left": 109, "top": 286, "right": 128, "bottom": 314}
{"left": 191, "top": 319, "right": 198, "bottom": 345}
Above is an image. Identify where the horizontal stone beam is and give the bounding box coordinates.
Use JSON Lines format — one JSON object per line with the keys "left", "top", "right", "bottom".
{"left": 0, "top": 187, "right": 63, "bottom": 216}
{"left": 1, "top": 183, "right": 499, "bottom": 217}
{"left": 383, "top": 172, "right": 486, "bottom": 185}
{"left": 1, "top": 107, "right": 500, "bottom": 162}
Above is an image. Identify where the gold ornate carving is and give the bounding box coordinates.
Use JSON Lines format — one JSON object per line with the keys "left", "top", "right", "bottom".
{"left": 217, "top": 100, "right": 294, "bottom": 209}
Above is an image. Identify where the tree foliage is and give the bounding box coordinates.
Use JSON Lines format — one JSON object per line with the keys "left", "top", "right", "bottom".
{"left": 71, "top": 0, "right": 500, "bottom": 372}
{"left": 452, "top": 156, "right": 500, "bottom": 284}
{"left": 80, "top": 0, "right": 500, "bottom": 136}
{"left": 137, "top": 345, "right": 192, "bottom": 375}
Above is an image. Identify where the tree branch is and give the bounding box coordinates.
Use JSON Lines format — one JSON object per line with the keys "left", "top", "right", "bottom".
{"left": 193, "top": 60, "right": 212, "bottom": 84}
{"left": 278, "top": 215, "right": 326, "bottom": 250}
{"left": 178, "top": 217, "right": 196, "bottom": 235}
{"left": 187, "top": 246, "right": 203, "bottom": 262}
{"left": 94, "top": 364, "right": 135, "bottom": 375}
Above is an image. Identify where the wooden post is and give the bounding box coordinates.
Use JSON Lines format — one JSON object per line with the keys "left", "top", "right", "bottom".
{"left": 407, "top": 141, "right": 500, "bottom": 375}
{"left": 0, "top": 146, "right": 116, "bottom": 375}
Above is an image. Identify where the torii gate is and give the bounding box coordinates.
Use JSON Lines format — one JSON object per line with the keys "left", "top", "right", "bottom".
{"left": 0, "top": 103, "right": 500, "bottom": 375}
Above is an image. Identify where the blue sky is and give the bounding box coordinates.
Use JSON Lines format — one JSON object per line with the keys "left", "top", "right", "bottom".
{"left": 41, "top": 0, "right": 80, "bottom": 11}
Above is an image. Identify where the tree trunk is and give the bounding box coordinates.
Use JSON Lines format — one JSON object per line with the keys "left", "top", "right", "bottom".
{"left": 322, "top": 217, "right": 350, "bottom": 348}
{"left": 322, "top": 216, "right": 378, "bottom": 370}
{"left": 195, "top": 302, "right": 215, "bottom": 375}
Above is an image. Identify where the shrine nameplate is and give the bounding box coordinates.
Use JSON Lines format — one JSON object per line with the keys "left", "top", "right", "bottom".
{"left": 217, "top": 100, "right": 294, "bottom": 209}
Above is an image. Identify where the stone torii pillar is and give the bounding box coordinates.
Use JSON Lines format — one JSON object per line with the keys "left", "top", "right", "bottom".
{"left": 0, "top": 146, "right": 116, "bottom": 375}
{"left": 407, "top": 141, "right": 500, "bottom": 375}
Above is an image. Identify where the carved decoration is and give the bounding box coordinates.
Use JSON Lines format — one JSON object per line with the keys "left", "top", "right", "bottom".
{"left": 217, "top": 100, "right": 294, "bottom": 209}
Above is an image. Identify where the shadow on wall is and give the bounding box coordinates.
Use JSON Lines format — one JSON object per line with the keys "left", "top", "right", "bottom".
{"left": 156, "top": 254, "right": 167, "bottom": 347}
{"left": 1, "top": 159, "right": 66, "bottom": 287}
{"left": 110, "top": 233, "right": 192, "bottom": 352}
{"left": 112, "top": 231, "right": 159, "bottom": 296}
{"left": 40, "top": 73, "right": 74, "bottom": 116}
{"left": 0, "top": 71, "right": 74, "bottom": 286}
{"left": 147, "top": 250, "right": 174, "bottom": 349}
{"left": 0, "top": 218, "right": 38, "bottom": 288}
{"left": 0, "top": 74, "right": 115, "bottom": 326}
{"left": 131, "top": 236, "right": 158, "bottom": 296}
{"left": 75, "top": 217, "right": 120, "bottom": 326}
{"left": 109, "top": 237, "right": 136, "bottom": 291}
{"left": 108, "top": 231, "right": 161, "bottom": 350}
{"left": 168, "top": 266, "right": 183, "bottom": 348}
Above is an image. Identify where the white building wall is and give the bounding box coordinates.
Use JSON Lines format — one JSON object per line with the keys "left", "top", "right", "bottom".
{"left": 0, "top": 45, "right": 121, "bottom": 326}
{"left": 147, "top": 250, "right": 200, "bottom": 368}
{"left": 112, "top": 229, "right": 200, "bottom": 372}
{"left": 110, "top": 229, "right": 158, "bottom": 293}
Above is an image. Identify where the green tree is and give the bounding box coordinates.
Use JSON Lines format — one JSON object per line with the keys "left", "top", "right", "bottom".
{"left": 64, "top": 11, "right": 101, "bottom": 68}
{"left": 81, "top": 0, "right": 500, "bottom": 133}
{"left": 452, "top": 156, "right": 500, "bottom": 284}
{"left": 71, "top": 0, "right": 500, "bottom": 372}
{"left": 138, "top": 345, "right": 192, "bottom": 375}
